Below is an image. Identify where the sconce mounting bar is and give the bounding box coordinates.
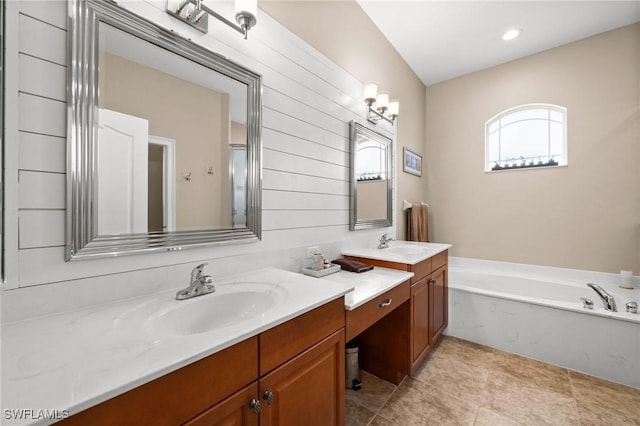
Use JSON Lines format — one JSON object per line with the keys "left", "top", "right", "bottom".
{"left": 367, "top": 107, "right": 394, "bottom": 125}
{"left": 166, "top": 0, "right": 256, "bottom": 39}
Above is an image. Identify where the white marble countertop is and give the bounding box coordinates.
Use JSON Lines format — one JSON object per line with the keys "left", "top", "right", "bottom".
{"left": 322, "top": 267, "right": 414, "bottom": 310}
{"left": 1, "top": 267, "right": 353, "bottom": 426}
{"left": 342, "top": 241, "right": 452, "bottom": 265}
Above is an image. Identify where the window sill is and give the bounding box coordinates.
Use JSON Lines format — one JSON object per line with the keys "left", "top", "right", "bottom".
{"left": 485, "top": 163, "right": 567, "bottom": 173}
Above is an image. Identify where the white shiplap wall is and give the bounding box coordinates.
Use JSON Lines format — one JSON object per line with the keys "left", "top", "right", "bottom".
{"left": 4, "top": 0, "right": 395, "bottom": 316}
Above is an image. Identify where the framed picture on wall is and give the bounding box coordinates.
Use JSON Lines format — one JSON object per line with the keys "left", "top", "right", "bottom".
{"left": 403, "top": 147, "right": 422, "bottom": 177}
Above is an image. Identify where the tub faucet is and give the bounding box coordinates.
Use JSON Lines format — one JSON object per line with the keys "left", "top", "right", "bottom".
{"left": 586, "top": 283, "right": 617, "bottom": 312}
{"left": 378, "top": 233, "right": 394, "bottom": 249}
{"left": 176, "top": 263, "right": 215, "bottom": 300}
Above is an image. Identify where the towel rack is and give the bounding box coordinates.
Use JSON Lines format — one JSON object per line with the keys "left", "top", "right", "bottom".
{"left": 402, "top": 200, "right": 429, "bottom": 211}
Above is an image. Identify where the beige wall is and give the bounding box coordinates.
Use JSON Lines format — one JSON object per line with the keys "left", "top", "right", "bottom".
{"left": 356, "top": 180, "right": 387, "bottom": 220}
{"left": 260, "top": 1, "right": 427, "bottom": 239}
{"left": 100, "top": 52, "right": 231, "bottom": 229}
{"left": 425, "top": 23, "right": 640, "bottom": 273}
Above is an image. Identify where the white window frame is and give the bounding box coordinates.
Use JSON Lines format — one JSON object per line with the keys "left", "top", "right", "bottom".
{"left": 485, "top": 103, "right": 567, "bottom": 172}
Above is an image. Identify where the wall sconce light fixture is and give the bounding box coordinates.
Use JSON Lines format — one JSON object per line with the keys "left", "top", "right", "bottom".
{"left": 167, "top": 0, "right": 257, "bottom": 39}
{"left": 364, "top": 81, "right": 399, "bottom": 125}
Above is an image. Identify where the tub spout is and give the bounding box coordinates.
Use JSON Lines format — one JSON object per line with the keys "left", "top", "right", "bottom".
{"left": 586, "top": 283, "right": 617, "bottom": 312}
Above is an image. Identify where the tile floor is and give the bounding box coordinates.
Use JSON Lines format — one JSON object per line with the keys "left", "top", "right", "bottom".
{"left": 345, "top": 336, "right": 640, "bottom": 426}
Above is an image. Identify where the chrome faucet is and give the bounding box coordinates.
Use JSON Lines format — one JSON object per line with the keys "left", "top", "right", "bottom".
{"left": 176, "top": 263, "right": 215, "bottom": 300}
{"left": 586, "top": 283, "right": 617, "bottom": 312}
{"left": 378, "top": 233, "right": 394, "bottom": 249}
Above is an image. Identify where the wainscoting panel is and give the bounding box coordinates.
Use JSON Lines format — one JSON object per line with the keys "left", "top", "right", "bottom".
{"left": 7, "top": 0, "right": 393, "bottom": 296}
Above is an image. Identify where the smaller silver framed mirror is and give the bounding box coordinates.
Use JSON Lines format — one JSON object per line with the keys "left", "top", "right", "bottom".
{"left": 349, "top": 121, "right": 393, "bottom": 230}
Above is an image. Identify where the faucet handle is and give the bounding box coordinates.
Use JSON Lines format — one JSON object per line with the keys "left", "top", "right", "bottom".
{"left": 191, "top": 263, "right": 209, "bottom": 280}
{"left": 579, "top": 297, "right": 594, "bottom": 309}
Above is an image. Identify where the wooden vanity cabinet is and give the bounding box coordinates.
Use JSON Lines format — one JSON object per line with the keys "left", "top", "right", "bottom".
{"left": 345, "top": 280, "right": 411, "bottom": 385}
{"left": 345, "top": 250, "right": 448, "bottom": 375}
{"left": 185, "top": 383, "right": 260, "bottom": 426}
{"left": 410, "top": 276, "right": 430, "bottom": 371}
{"left": 345, "top": 280, "right": 410, "bottom": 342}
{"left": 259, "top": 330, "right": 344, "bottom": 426}
{"left": 430, "top": 264, "right": 448, "bottom": 345}
{"left": 258, "top": 298, "right": 345, "bottom": 426}
{"left": 186, "top": 330, "right": 345, "bottom": 426}
{"left": 62, "top": 298, "right": 345, "bottom": 426}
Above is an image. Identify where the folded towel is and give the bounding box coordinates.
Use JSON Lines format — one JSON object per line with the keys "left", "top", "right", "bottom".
{"left": 332, "top": 258, "right": 373, "bottom": 273}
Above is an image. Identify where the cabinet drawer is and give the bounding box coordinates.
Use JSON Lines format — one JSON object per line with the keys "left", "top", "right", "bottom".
{"left": 432, "top": 250, "right": 448, "bottom": 271}
{"left": 346, "top": 280, "right": 410, "bottom": 341}
{"left": 260, "top": 297, "right": 345, "bottom": 375}
{"left": 411, "top": 258, "right": 432, "bottom": 283}
{"left": 62, "top": 337, "right": 259, "bottom": 426}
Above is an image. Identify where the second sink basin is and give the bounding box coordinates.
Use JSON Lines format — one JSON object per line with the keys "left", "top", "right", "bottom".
{"left": 342, "top": 241, "right": 452, "bottom": 265}
{"left": 145, "top": 282, "right": 288, "bottom": 336}
{"left": 383, "top": 247, "right": 424, "bottom": 256}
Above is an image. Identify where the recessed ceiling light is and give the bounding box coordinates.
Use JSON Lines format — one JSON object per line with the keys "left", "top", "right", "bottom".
{"left": 502, "top": 28, "right": 521, "bottom": 41}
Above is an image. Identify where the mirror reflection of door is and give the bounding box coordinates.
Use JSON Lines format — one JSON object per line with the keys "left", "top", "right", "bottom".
{"left": 230, "top": 145, "right": 247, "bottom": 228}
{"left": 148, "top": 136, "right": 176, "bottom": 233}
{"left": 97, "top": 109, "right": 149, "bottom": 235}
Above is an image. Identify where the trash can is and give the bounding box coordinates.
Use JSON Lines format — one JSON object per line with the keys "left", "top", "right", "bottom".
{"left": 345, "top": 346, "right": 362, "bottom": 390}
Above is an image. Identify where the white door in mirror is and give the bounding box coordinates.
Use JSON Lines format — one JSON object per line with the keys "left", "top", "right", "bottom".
{"left": 98, "top": 109, "right": 149, "bottom": 235}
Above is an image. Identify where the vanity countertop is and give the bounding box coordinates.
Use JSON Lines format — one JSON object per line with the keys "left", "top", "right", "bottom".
{"left": 342, "top": 241, "right": 452, "bottom": 265}
{"left": 1, "top": 267, "right": 353, "bottom": 426}
{"left": 324, "top": 267, "right": 414, "bottom": 310}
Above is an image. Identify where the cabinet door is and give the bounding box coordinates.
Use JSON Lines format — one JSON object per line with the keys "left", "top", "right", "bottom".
{"left": 184, "top": 383, "right": 259, "bottom": 426}
{"left": 410, "top": 277, "right": 430, "bottom": 372}
{"left": 259, "top": 330, "right": 345, "bottom": 426}
{"left": 429, "top": 265, "right": 448, "bottom": 344}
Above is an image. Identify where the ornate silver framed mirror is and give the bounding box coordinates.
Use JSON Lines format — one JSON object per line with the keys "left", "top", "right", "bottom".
{"left": 349, "top": 121, "right": 393, "bottom": 230}
{"left": 66, "top": 0, "right": 262, "bottom": 260}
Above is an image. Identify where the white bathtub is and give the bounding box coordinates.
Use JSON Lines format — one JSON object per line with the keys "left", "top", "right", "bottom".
{"left": 447, "top": 257, "right": 640, "bottom": 389}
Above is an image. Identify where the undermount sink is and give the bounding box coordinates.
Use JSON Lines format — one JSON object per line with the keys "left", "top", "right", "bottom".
{"left": 383, "top": 247, "right": 424, "bottom": 256}
{"left": 145, "top": 282, "right": 288, "bottom": 336}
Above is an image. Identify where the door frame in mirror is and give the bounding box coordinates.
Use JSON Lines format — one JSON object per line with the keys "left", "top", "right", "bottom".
{"left": 66, "top": 0, "right": 262, "bottom": 261}
{"left": 349, "top": 121, "right": 393, "bottom": 230}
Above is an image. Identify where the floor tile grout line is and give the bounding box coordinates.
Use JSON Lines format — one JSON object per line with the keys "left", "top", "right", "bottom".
{"left": 372, "top": 379, "right": 402, "bottom": 423}
{"left": 347, "top": 335, "right": 640, "bottom": 426}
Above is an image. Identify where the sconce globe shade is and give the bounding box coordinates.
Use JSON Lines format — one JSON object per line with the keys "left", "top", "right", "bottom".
{"left": 388, "top": 100, "right": 400, "bottom": 117}
{"left": 376, "top": 91, "right": 389, "bottom": 112}
{"left": 235, "top": 0, "right": 257, "bottom": 16}
{"left": 364, "top": 81, "right": 378, "bottom": 105}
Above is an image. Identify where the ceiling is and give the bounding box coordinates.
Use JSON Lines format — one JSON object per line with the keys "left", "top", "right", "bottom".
{"left": 357, "top": 1, "right": 640, "bottom": 86}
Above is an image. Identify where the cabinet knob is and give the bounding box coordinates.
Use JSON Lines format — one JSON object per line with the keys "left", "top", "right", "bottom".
{"left": 379, "top": 298, "right": 393, "bottom": 308}
{"left": 263, "top": 390, "right": 274, "bottom": 405}
{"left": 249, "top": 398, "right": 261, "bottom": 414}
{"left": 429, "top": 278, "right": 436, "bottom": 285}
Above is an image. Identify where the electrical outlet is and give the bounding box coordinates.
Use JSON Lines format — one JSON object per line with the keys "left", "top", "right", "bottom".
{"left": 306, "top": 246, "right": 320, "bottom": 258}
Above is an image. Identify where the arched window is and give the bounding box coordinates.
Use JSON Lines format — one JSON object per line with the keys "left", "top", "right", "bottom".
{"left": 356, "top": 141, "right": 387, "bottom": 181}
{"left": 485, "top": 104, "right": 567, "bottom": 172}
